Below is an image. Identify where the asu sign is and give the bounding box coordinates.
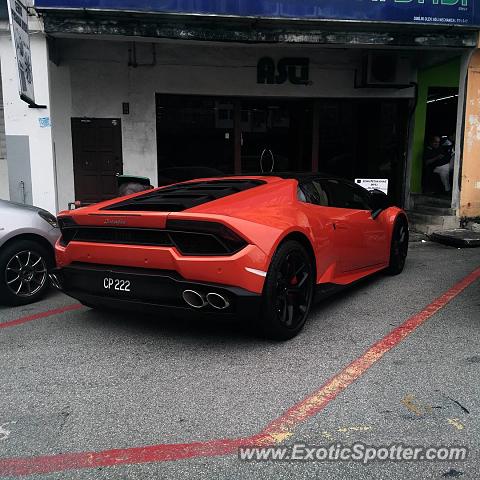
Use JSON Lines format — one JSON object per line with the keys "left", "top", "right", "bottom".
{"left": 257, "top": 58, "right": 310, "bottom": 86}
{"left": 34, "top": 0, "right": 479, "bottom": 27}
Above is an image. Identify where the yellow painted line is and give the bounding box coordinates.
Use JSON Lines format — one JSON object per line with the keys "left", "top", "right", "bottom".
{"left": 447, "top": 418, "right": 465, "bottom": 430}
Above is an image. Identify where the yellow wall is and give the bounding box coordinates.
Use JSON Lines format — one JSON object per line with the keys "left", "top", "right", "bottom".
{"left": 461, "top": 49, "right": 480, "bottom": 218}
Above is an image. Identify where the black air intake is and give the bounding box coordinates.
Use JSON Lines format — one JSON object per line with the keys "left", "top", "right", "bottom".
{"left": 102, "top": 179, "right": 265, "bottom": 212}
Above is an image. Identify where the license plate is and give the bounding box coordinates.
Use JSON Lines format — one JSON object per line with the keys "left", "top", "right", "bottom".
{"left": 102, "top": 277, "right": 131, "bottom": 293}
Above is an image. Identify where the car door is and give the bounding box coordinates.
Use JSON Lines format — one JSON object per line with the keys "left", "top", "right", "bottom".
{"left": 319, "top": 179, "right": 388, "bottom": 272}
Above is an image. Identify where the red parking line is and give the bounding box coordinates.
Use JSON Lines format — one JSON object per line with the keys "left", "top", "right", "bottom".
{"left": 259, "top": 265, "right": 480, "bottom": 438}
{"left": 0, "top": 266, "right": 479, "bottom": 477}
{"left": 0, "top": 304, "right": 83, "bottom": 330}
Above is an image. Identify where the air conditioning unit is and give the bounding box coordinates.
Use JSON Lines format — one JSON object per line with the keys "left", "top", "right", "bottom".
{"left": 360, "top": 54, "right": 412, "bottom": 88}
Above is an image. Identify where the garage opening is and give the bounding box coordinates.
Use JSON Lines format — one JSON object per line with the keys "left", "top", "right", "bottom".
{"left": 156, "top": 94, "right": 408, "bottom": 205}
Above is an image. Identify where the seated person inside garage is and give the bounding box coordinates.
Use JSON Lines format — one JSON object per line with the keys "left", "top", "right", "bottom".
{"left": 422, "top": 135, "right": 451, "bottom": 194}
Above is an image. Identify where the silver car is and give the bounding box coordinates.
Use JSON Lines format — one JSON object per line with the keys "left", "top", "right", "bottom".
{"left": 0, "top": 200, "right": 59, "bottom": 305}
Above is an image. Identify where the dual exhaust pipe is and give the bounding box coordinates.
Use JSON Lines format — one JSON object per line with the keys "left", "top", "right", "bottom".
{"left": 182, "top": 290, "right": 230, "bottom": 310}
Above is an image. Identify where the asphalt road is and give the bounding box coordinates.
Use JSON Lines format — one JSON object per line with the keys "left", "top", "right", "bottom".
{"left": 0, "top": 240, "right": 479, "bottom": 479}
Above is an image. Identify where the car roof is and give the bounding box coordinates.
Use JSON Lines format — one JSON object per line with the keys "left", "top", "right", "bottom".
{"left": 259, "top": 172, "right": 345, "bottom": 181}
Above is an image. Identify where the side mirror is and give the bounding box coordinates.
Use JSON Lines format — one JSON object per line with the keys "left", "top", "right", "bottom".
{"left": 370, "top": 189, "right": 389, "bottom": 219}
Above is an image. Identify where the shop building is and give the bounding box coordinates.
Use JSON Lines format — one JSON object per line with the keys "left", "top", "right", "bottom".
{"left": 0, "top": 0, "right": 479, "bottom": 230}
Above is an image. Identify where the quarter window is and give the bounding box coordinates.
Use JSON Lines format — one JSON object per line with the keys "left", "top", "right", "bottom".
{"left": 299, "top": 180, "right": 330, "bottom": 206}
{"left": 297, "top": 187, "right": 307, "bottom": 203}
{"left": 321, "top": 179, "right": 372, "bottom": 210}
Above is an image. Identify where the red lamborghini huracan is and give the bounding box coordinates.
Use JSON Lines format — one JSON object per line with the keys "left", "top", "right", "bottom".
{"left": 52, "top": 175, "right": 408, "bottom": 340}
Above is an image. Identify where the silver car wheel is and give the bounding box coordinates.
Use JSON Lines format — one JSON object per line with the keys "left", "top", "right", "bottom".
{"left": 5, "top": 250, "right": 47, "bottom": 297}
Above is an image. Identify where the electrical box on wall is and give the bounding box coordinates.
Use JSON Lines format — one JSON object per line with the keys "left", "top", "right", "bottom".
{"left": 359, "top": 54, "right": 412, "bottom": 88}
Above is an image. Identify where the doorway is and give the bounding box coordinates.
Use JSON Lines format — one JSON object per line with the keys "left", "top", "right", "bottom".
{"left": 425, "top": 87, "right": 458, "bottom": 140}
{"left": 71, "top": 118, "right": 123, "bottom": 204}
{"left": 421, "top": 87, "right": 458, "bottom": 195}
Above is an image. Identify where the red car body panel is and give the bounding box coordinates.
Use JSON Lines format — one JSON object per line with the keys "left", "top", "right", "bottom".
{"left": 55, "top": 176, "right": 406, "bottom": 298}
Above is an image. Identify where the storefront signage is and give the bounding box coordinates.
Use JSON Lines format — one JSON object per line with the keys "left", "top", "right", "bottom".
{"left": 7, "top": 0, "right": 35, "bottom": 105}
{"left": 257, "top": 58, "right": 310, "bottom": 86}
{"left": 34, "top": 0, "right": 479, "bottom": 27}
{"left": 355, "top": 178, "right": 389, "bottom": 195}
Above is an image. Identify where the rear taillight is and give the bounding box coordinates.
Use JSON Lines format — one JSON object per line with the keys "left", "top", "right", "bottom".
{"left": 58, "top": 216, "right": 77, "bottom": 246}
{"left": 166, "top": 220, "right": 247, "bottom": 256}
{"left": 58, "top": 216, "right": 77, "bottom": 228}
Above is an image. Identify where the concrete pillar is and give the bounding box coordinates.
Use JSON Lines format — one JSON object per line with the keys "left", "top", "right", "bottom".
{"left": 460, "top": 49, "right": 480, "bottom": 218}
{"left": 0, "top": 66, "right": 9, "bottom": 200}
{"left": 0, "top": 20, "right": 57, "bottom": 213}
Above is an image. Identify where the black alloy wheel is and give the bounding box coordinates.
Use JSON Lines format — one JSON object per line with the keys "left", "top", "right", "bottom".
{"left": 260, "top": 240, "right": 314, "bottom": 340}
{"left": 386, "top": 218, "right": 409, "bottom": 275}
{"left": 0, "top": 239, "right": 53, "bottom": 306}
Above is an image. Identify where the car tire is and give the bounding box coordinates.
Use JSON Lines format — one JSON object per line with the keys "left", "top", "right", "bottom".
{"left": 385, "top": 217, "right": 409, "bottom": 276}
{"left": 259, "top": 240, "right": 314, "bottom": 341}
{"left": 0, "top": 239, "right": 53, "bottom": 306}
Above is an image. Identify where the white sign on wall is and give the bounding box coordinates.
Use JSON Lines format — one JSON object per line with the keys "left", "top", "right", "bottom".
{"left": 355, "top": 178, "right": 389, "bottom": 195}
{"left": 7, "top": 0, "right": 35, "bottom": 105}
